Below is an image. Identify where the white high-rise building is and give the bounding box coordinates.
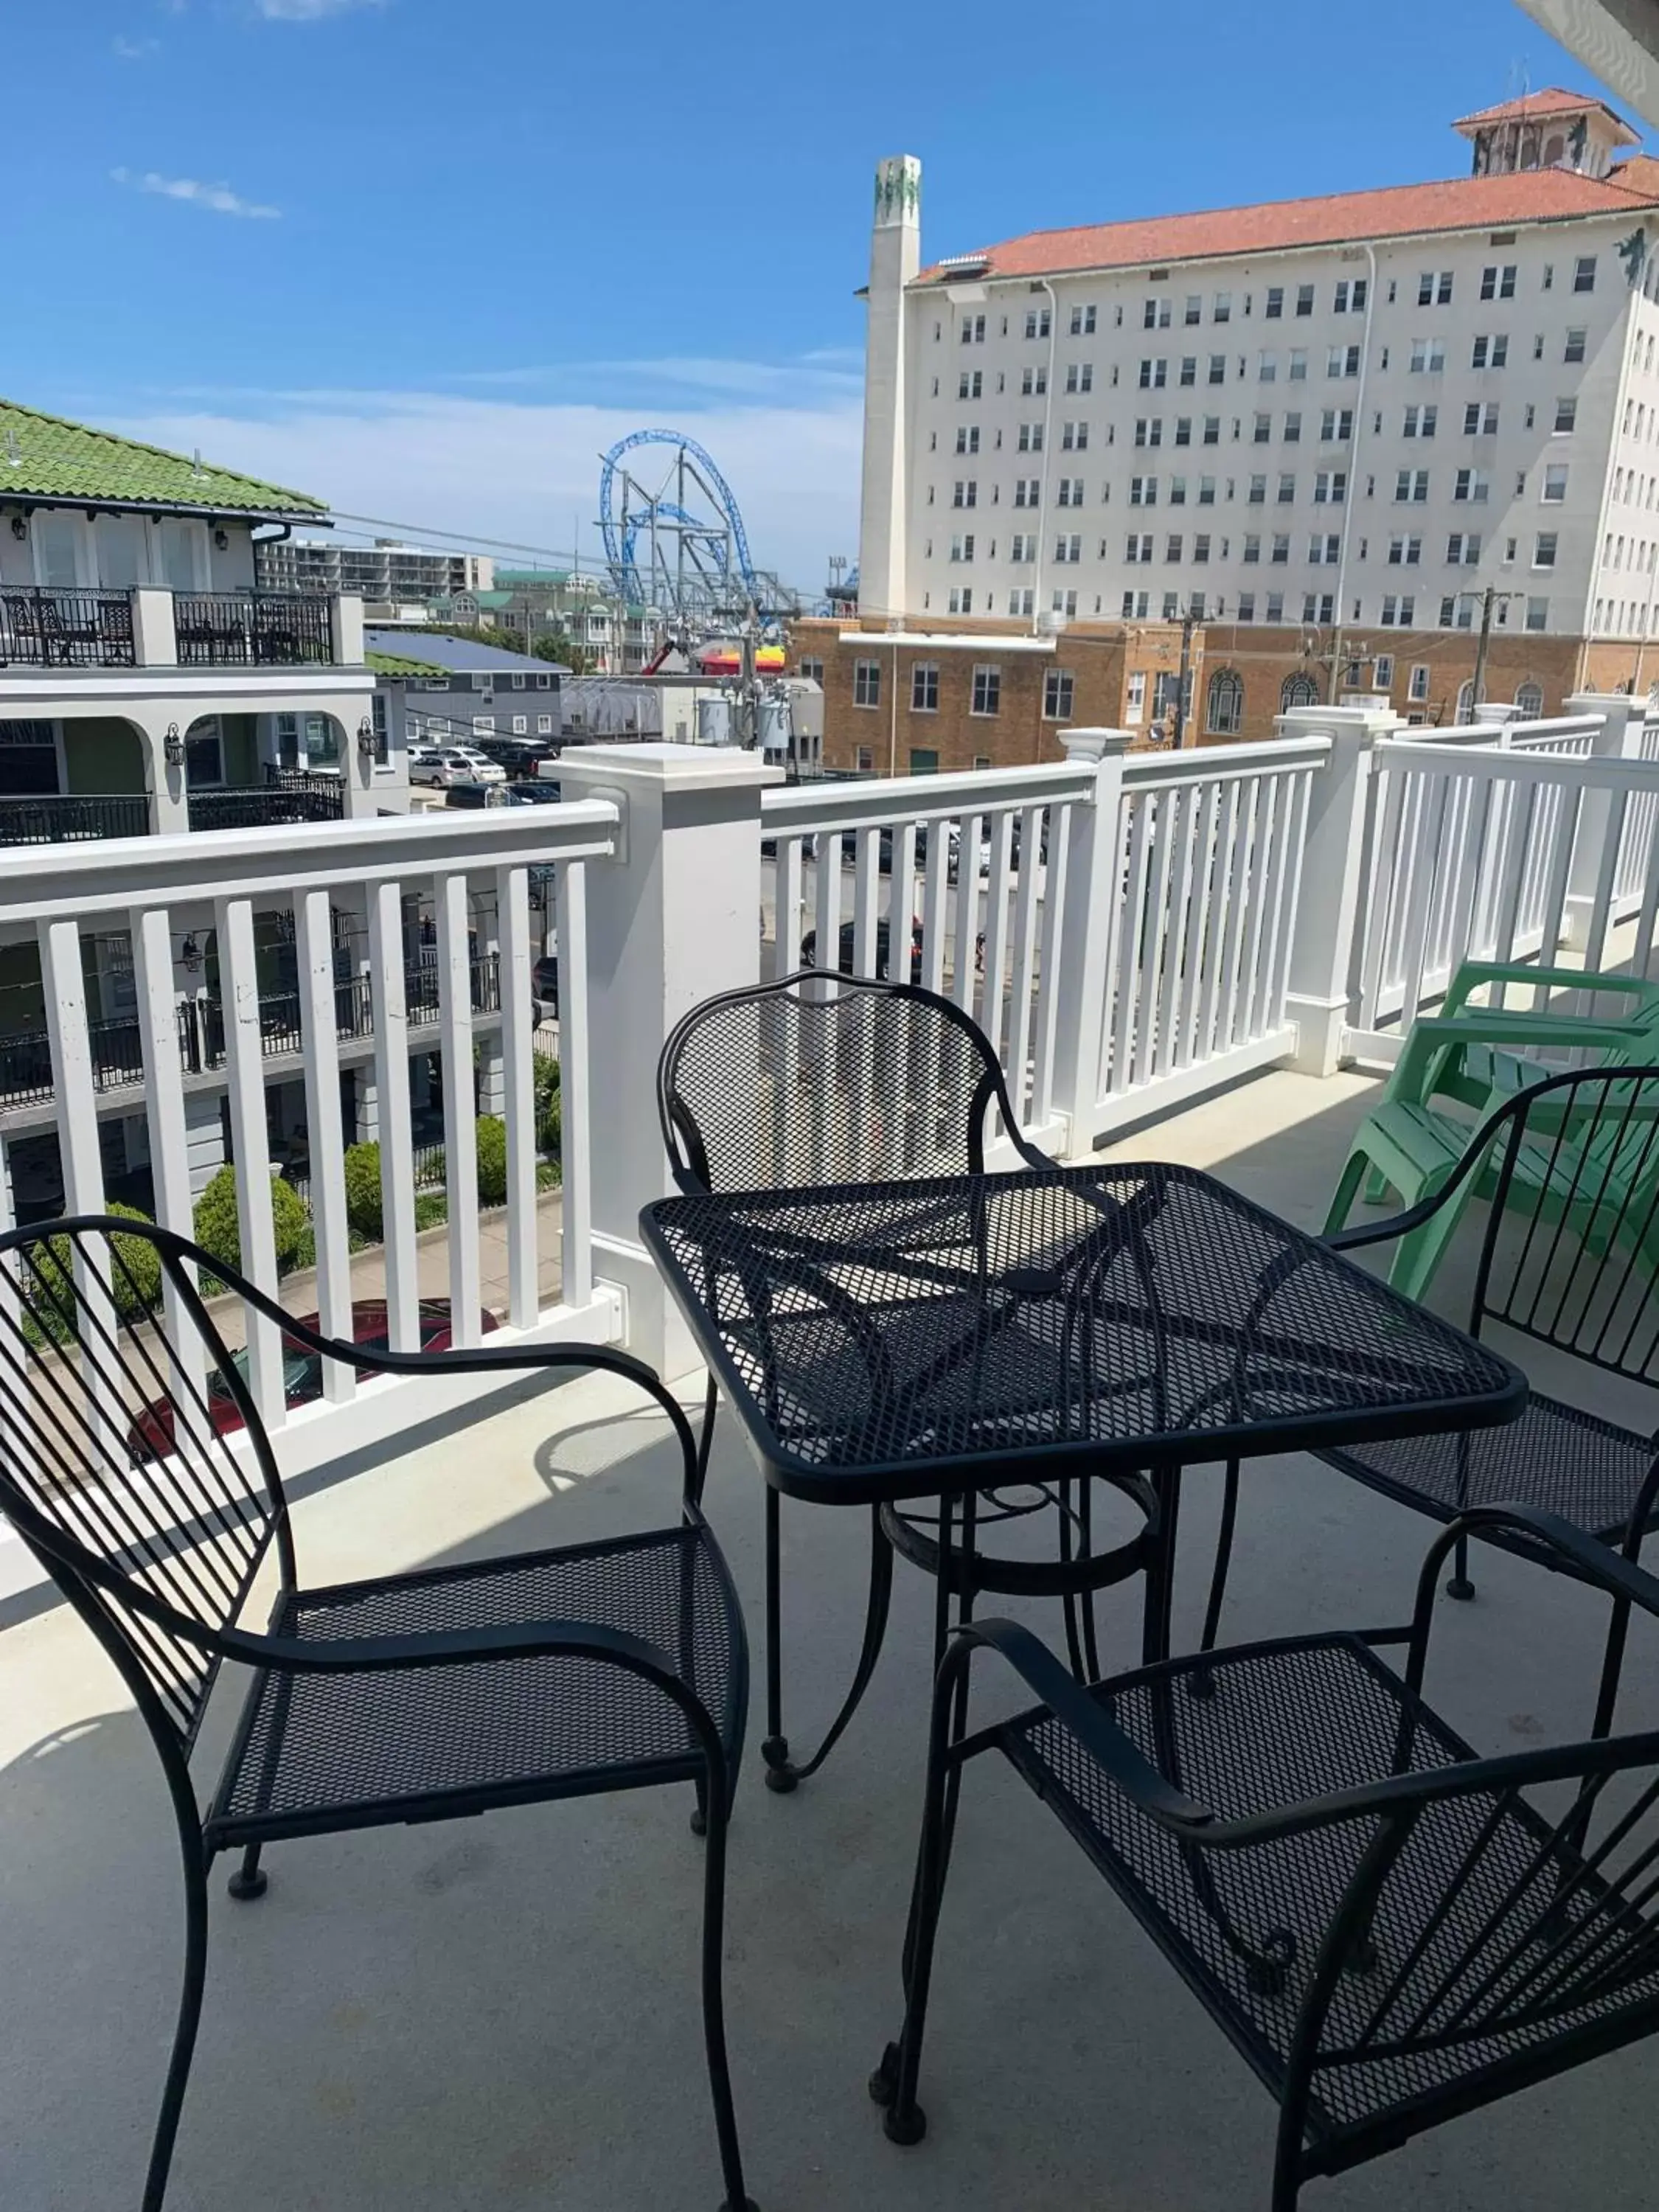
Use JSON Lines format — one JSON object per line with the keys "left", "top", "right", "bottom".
{"left": 855, "top": 91, "right": 1659, "bottom": 730}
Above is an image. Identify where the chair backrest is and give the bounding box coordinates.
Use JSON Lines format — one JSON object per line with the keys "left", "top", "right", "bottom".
{"left": 657, "top": 970, "right": 1029, "bottom": 1197}
{"left": 0, "top": 1217, "right": 293, "bottom": 1750}
{"left": 1461, "top": 1065, "right": 1659, "bottom": 1397}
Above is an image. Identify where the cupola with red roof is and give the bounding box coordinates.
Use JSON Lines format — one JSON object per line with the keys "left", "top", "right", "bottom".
{"left": 1454, "top": 88, "right": 1640, "bottom": 179}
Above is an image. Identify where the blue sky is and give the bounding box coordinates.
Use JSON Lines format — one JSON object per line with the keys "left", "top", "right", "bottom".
{"left": 0, "top": 0, "right": 1627, "bottom": 590}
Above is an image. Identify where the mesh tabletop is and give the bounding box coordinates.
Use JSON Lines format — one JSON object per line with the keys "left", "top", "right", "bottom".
{"left": 642, "top": 1164, "right": 1525, "bottom": 1505}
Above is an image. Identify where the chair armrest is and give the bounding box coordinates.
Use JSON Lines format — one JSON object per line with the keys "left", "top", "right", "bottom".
{"left": 215, "top": 1612, "right": 688, "bottom": 1683}
{"left": 1446, "top": 959, "right": 1659, "bottom": 1018}
{"left": 1425, "top": 1506, "right": 1659, "bottom": 1626}
{"left": 1388, "top": 1012, "right": 1646, "bottom": 1103}
{"left": 956, "top": 1617, "right": 1215, "bottom": 1834}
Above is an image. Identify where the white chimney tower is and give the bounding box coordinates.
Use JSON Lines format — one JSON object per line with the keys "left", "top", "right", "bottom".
{"left": 857, "top": 156, "right": 921, "bottom": 624}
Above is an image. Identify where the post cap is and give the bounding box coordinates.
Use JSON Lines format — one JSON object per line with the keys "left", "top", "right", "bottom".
{"left": 1059, "top": 727, "right": 1133, "bottom": 762}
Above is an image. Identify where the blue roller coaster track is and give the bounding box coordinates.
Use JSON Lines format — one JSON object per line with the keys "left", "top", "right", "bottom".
{"left": 597, "top": 429, "right": 762, "bottom": 616}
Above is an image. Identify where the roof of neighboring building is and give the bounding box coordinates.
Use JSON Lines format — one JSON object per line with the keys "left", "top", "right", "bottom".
{"left": 0, "top": 398, "right": 327, "bottom": 520}
{"left": 366, "top": 649, "right": 441, "bottom": 677}
{"left": 364, "top": 627, "right": 557, "bottom": 673}
{"left": 1453, "top": 88, "right": 1637, "bottom": 136}
{"left": 493, "top": 567, "right": 576, "bottom": 587}
{"left": 914, "top": 164, "right": 1659, "bottom": 285}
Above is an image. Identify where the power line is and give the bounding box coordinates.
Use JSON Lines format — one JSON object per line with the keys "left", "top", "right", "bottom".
{"left": 319, "top": 509, "right": 591, "bottom": 569}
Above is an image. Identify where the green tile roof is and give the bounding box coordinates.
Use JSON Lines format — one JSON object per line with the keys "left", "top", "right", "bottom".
{"left": 367, "top": 649, "right": 440, "bottom": 676}
{"left": 0, "top": 399, "right": 327, "bottom": 519}
{"left": 493, "top": 567, "right": 573, "bottom": 586}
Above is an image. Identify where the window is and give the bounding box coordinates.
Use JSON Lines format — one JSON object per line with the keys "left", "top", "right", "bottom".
{"left": 1281, "top": 672, "right": 1319, "bottom": 709}
{"left": 1009, "top": 532, "right": 1034, "bottom": 561}
{"left": 1253, "top": 411, "right": 1272, "bottom": 443}
{"left": 1208, "top": 353, "right": 1226, "bottom": 385}
{"left": 1125, "top": 533, "right": 1155, "bottom": 562}
{"left": 1206, "top": 667, "right": 1244, "bottom": 734}
{"left": 1543, "top": 462, "right": 1569, "bottom": 504}
{"left": 1463, "top": 400, "right": 1500, "bottom": 434}
{"left": 1193, "top": 533, "right": 1212, "bottom": 563}
{"left": 1138, "top": 358, "right": 1167, "bottom": 389}
{"left": 952, "top": 479, "right": 977, "bottom": 507}
{"left": 1265, "top": 287, "right": 1284, "bottom": 318}
{"left": 1402, "top": 403, "right": 1438, "bottom": 437}
{"left": 536, "top": 714, "right": 553, "bottom": 735}
{"left": 1166, "top": 533, "right": 1184, "bottom": 561}
{"left": 1013, "top": 477, "right": 1041, "bottom": 507}
{"left": 1333, "top": 276, "right": 1367, "bottom": 313}
{"left": 471, "top": 714, "right": 495, "bottom": 737}
{"left": 1388, "top": 534, "right": 1422, "bottom": 565}
{"left": 958, "top": 369, "right": 982, "bottom": 399}
{"left": 1198, "top": 475, "right": 1217, "bottom": 504}
{"left": 1258, "top": 350, "right": 1278, "bottom": 383}
{"left": 853, "top": 659, "right": 880, "bottom": 709}
{"left": 1314, "top": 470, "right": 1346, "bottom": 504}
{"left": 1277, "top": 472, "right": 1296, "bottom": 502}
{"left": 1471, "top": 334, "right": 1509, "bottom": 369}
{"left": 1573, "top": 255, "right": 1597, "bottom": 293}
{"left": 948, "top": 533, "right": 974, "bottom": 561}
{"left": 1295, "top": 284, "right": 1315, "bottom": 317}
{"left": 1266, "top": 591, "right": 1285, "bottom": 622}
{"left": 1213, "top": 291, "right": 1231, "bottom": 322}
{"left": 1061, "top": 420, "right": 1089, "bottom": 450}
{"left": 947, "top": 587, "right": 973, "bottom": 614}
{"left": 1283, "top": 410, "right": 1302, "bottom": 442}
{"left": 1054, "top": 534, "right": 1082, "bottom": 563}
{"left": 1203, "top": 416, "right": 1220, "bottom": 446}
{"left": 1321, "top": 408, "right": 1354, "bottom": 442}
{"left": 1021, "top": 366, "right": 1048, "bottom": 396}
{"left": 535, "top": 671, "right": 552, "bottom": 689}
{"left": 1237, "top": 592, "right": 1256, "bottom": 622}
{"left": 1554, "top": 397, "right": 1578, "bottom": 433}
{"left": 1009, "top": 588, "right": 1034, "bottom": 617}
{"left": 1169, "top": 474, "right": 1188, "bottom": 504}
{"left": 1133, "top": 418, "right": 1162, "bottom": 448}
{"left": 1056, "top": 476, "right": 1085, "bottom": 505}
{"left": 1515, "top": 681, "right": 1544, "bottom": 717}
{"left": 1287, "top": 348, "right": 1308, "bottom": 384}
{"left": 970, "top": 664, "right": 1001, "bottom": 716}
{"left": 1065, "top": 362, "right": 1094, "bottom": 393}
{"left": 1374, "top": 653, "right": 1394, "bottom": 688}
{"left": 908, "top": 747, "right": 939, "bottom": 776}
{"left": 960, "top": 313, "right": 986, "bottom": 344}
{"left": 1418, "top": 270, "right": 1453, "bottom": 305}
{"left": 1480, "top": 262, "right": 1517, "bottom": 299}
{"left": 1126, "top": 670, "right": 1147, "bottom": 723}
{"left": 1453, "top": 468, "right": 1488, "bottom": 504}
{"left": 1171, "top": 358, "right": 1194, "bottom": 391}
{"left": 911, "top": 663, "right": 939, "bottom": 712}
{"left": 1024, "top": 307, "right": 1051, "bottom": 338}
{"left": 1379, "top": 594, "right": 1415, "bottom": 626}
{"left": 1143, "top": 297, "right": 1170, "bottom": 329}
{"left": 1070, "top": 304, "right": 1096, "bottom": 336}
{"left": 1408, "top": 337, "right": 1447, "bottom": 373}
{"left": 1175, "top": 417, "right": 1193, "bottom": 447}
{"left": 1534, "top": 532, "right": 1558, "bottom": 568}
{"left": 1309, "top": 532, "right": 1341, "bottom": 563}
{"left": 1327, "top": 344, "right": 1361, "bottom": 378}
{"left": 1018, "top": 423, "right": 1047, "bottom": 455}
{"left": 1043, "top": 668, "right": 1076, "bottom": 720}
{"left": 1270, "top": 533, "right": 1290, "bottom": 563}
{"left": 1395, "top": 468, "right": 1430, "bottom": 502}
{"left": 1526, "top": 597, "right": 1548, "bottom": 633}
{"left": 1445, "top": 532, "right": 1481, "bottom": 565}
{"left": 1242, "top": 533, "right": 1262, "bottom": 563}
{"left": 1130, "top": 476, "right": 1158, "bottom": 507}
{"left": 954, "top": 425, "right": 980, "bottom": 454}
{"left": 1248, "top": 473, "right": 1267, "bottom": 503}
{"left": 1565, "top": 327, "right": 1587, "bottom": 363}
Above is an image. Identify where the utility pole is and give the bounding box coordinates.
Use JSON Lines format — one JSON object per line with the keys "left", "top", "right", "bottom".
{"left": 1459, "top": 585, "right": 1521, "bottom": 720}
{"left": 1172, "top": 611, "right": 1195, "bottom": 749}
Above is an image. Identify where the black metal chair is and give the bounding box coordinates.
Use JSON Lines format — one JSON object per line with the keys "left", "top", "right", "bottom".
{"left": 0, "top": 1217, "right": 757, "bottom": 2212}
{"left": 875, "top": 1506, "right": 1659, "bottom": 2211}
{"left": 1197, "top": 1065, "right": 1659, "bottom": 1735}
{"left": 656, "top": 969, "right": 1158, "bottom": 1794}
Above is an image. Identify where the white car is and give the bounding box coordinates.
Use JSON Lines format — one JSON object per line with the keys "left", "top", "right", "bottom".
{"left": 409, "top": 747, "right": 507, "bottom": 788}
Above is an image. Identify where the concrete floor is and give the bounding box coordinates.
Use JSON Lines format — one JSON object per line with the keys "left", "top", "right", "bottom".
{"left": 4, "top": 1067, "right": 1659, "bottom": 2211}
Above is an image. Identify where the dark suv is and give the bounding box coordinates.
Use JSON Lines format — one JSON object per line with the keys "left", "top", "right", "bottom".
{"left": 799, "top": 916, "right": 924, "bottom": 984}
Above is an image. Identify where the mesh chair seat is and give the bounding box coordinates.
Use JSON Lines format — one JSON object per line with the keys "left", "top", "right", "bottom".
{"left": 998, "top": 1633, "right": 1659, "bottom": 2154}
{"left": 1318, "top": 1391, "right": 1658, "bottom": 1548}
{"left": 209, "top": 1528, "right": 743, "bottom": 1843}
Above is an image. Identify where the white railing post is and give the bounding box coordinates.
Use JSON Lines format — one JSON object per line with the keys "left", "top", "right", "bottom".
{"left": 1046, "top": 728, "right": 1130, "bottom": 1150}
{"left": 557, "top": 742, "right": 780, "bottom": 1374}
{"left": 1279, "top": 700, "right": 1402, "bottom": 1075}
{"left": 1562, "top": 692, "right": 1644, "bottom": 951}
{"left": 129, "top": 586, "right": 176, "bottom": 667}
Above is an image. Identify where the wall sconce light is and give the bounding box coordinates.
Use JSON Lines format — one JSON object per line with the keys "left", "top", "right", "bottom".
{"left": 164, "top": 722, "right": 184, "bottom": 768}
{"left": 213, "top": 528, "right": 229, "bottom": 551}
{"left": 8, "top": 516, "right": 25, "bottom": 542}
{"left": 180, "top": 934, "right": 203, "bottom": 975}
{"left": 356, "top": 715, "right": 376, "bottom": 761}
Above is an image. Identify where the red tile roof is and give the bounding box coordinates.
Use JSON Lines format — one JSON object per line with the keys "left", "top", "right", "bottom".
{"left": 916, "top": 167, "right": 1659, "bottom": 285}
{"left": 1453, "top": 88, "right": 1632, "bottom": 131}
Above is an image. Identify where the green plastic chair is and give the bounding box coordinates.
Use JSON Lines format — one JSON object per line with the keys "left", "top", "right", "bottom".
{"left": 1326, "top": 958, "right": 1659, "bottom": 1298}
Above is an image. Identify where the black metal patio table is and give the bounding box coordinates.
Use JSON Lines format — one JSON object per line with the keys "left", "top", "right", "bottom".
{"left": 641, "top": 1160, "right": 1526, "bottom": 1755}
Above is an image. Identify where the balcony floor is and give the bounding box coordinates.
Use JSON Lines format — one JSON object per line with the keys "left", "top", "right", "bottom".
{"left": 4, "top": 1070, "right": 1658, "bottom": 2211}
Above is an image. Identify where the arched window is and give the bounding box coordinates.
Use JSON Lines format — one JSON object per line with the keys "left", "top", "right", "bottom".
{"left": 1543, "top": 133, "right": 1565, "bottom": 167}
{"left": 1455, "top": 678, "right": 1476, "bottom": 723}
{"left": 1280, "top": 672, "right": 1319, "bottom": 710}
{"left": 1514, "top": 681, "right": 1544, "bottom": 720}
{"left": 1206, "top": 667, "right": 1244, "bottom": 737}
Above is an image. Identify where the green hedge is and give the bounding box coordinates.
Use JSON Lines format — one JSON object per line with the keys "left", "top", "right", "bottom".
{"left": 192, "top": 1166, "right": 310, "bottom": 1278}
{"left": 26, "top": 1203, "right": 164, "bottom": 1343}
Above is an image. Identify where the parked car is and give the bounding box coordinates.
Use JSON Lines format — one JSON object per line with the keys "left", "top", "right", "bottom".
{"left": 838, "top": 823, "right": 958, "bottom": 881}
{"left": 532, "top": 952, "right": 560, "bottom": 1021}
{"left": 761, "top": 831, "right": 816, "bottom": 860}
{"left": 507, "top": 779, "right": 562, "bottom": 804}
{"left": 129, "top": 1299, "right": 501, "bottom": 1457}
{"left": 444, "top": 782, "right": 498, "bottom": 810}
{"left": 477, "top": 739, "right": 559, "bottom": 778}
{"left": 799, "top": 916, "right": 924, "bottom": 985}
{"left": 409, "top": 747, "right": 507, "bottom": 788}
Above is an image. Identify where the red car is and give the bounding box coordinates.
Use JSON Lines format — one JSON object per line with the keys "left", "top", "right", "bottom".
{"left": 130, "top": 1298, "right": 500, "bottom": 1458}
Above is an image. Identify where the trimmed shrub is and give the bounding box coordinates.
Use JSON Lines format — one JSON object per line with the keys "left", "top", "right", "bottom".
{"left": 342, "top": 1141, "right": 383, "bottom": 1241}
{"left": 192, "top": 1166, "right": 309, "bottom": 1277}
{"left": 475, "top": 1116, "right": 507, "bottom": 1206}
{"left": 534, "top": 1054, "right": 562, "bottom": 1159}
{"left": 25, "top": 1203, "right": 164, "bottom": 1343}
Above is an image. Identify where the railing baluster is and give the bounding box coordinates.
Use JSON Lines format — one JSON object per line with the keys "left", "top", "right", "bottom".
{"left": 131, "top": 904, "right": 204, "bottom": 1409}
{"left": 952, "top": 810, "right": 983, "bottom": 1014}
{"left": 369, "top": 878, "right": 420, "bottom": 1353}
{"left": 1030, "top": 799, "right": 1070, "bottom": 1127}
{"left": 495, "top": 861, "right": 540, "bottom": 1329}
{"left": 212, "top": 893, "right": 282, "bottom": 1423}
{"left": 435, "top": 869, "right": 481, "bottom": 1347}
{"left": 296, "top": 887, "right": 355, "bottom": 1399}
{"left": 1005, "top": 804, "right": 1044, "bottom": 1126}
{"left": 557, "top": 859, "right": 594, "bottom": 1310}
{"left": 979, "top": 807, "right": 1016, "bottom": 1068}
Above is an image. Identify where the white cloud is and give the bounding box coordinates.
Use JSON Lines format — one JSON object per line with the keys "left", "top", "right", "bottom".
{"left": 251, "top": 0, "right": 385, "bottom": 17}
{"left": 110, "top": 167, "right": 281, "bottom": 220}
{"left": 98, "top": 387, "right": 862, "bottom": 591}
{"left": 111, "top": 35, "right": 159, "bottom": 57}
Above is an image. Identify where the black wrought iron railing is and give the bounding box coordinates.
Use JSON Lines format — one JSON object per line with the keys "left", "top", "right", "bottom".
{"left": 173, "top": 590, "right": 334, "bottom": 668}
{"left": 0, "top": 587, "right": 136, "bottom": 669}
{"left": 187, "top": 768, "right": 344, "bottom": 832}
{"left": 0, "top": 793, "right": 150, "bottom": 845}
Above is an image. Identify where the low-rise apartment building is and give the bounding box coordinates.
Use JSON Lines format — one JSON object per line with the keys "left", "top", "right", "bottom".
{"left": 255, "top": 536, "right": 495, "bottom": 615}
{"left": 836, "top": 91, "right": 1659, "bottom": 764}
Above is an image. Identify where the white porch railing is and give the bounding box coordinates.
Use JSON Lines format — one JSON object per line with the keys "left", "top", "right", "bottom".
{"left": 0, "top": 804, "right": 619, "bottom": 1487}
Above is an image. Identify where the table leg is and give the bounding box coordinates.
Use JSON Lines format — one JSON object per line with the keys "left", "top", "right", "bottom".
{"left": 762, "top": 1493, "right": 896, "bottom": 1795}
{"left": 1141, "top": 1461, "right": 1182, "bottom": 1667}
